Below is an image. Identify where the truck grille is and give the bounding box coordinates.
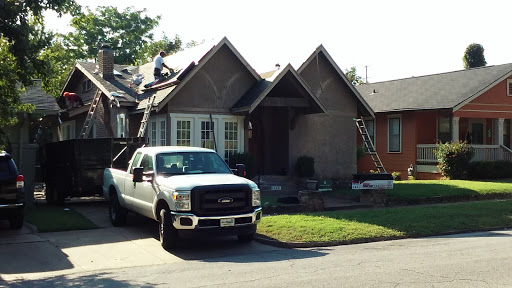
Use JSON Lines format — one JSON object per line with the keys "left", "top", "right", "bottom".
{"left": 191, "top": 184, "right": 252, "bottom": 216}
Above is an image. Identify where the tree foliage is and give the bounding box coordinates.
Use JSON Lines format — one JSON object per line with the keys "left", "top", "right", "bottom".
{"left": 345, "top": 66, "right": 365, "bottom": 85}
{"left": 463, "top": 43, "right": 487, "bottom": 69}
{"left": 38, "top": 36, "right": 76, "bottom": 97}
{"left": 63, "top": 6, "right": 160, "bottom": 64}
{"left": 0, "top": 0, "right": 77, "bottom": 126}
{"left": 136, "top": 34, "right": 183, "bottom": 64}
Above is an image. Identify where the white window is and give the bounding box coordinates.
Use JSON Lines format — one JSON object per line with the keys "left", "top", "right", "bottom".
{"left": 82, "top": 79, "right": 92, "bottom": 93}
{"left": 149, "top": 118, "right": 166, "bottom": 146}
{"left": 60, "top": 121, "right": 75, "bottom": 140}
{"left": 117, "top": 114, "right": 126, "bottom": 138}
{"left": 508, "top": 79, "right": 512, "bottom": 96}
{"left": 388, "top": 116, "right": 401, "bottom": 153}
{"left": 170, "top": 113, "right": 244, "bottom": 160}
{"left": 224, "top": 121, "right": 238, "bottom": 162}
{"left": 176, "top": 120, "right": 191, "bottom": 146}
{"left": 200, "top": 120, "right": 216, "bottom": 150}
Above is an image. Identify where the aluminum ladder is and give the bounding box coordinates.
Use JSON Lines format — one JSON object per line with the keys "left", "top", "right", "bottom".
{"left": 137, "top": 95, "right": 156, "bottom": 137}
{"left": 79, "top": 89, "right": 102, "bottom": 139}
{"left": 355, "top": 117, "right": 386, "bottom": 173}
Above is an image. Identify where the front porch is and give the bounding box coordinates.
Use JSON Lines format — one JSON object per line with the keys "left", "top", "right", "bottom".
{"left": 416, "top": 144, "right": 512, "bottom": 166}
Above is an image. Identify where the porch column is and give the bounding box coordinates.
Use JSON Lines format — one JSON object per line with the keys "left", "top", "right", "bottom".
{"left": 498, "top": 118, "right": 504, "bottom": 146}
{"left": 451, "top": 117, "right": 460, "bottom": 142}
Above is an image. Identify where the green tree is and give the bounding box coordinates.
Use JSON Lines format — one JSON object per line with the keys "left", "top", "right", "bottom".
{"left": 63, "top": 6, "right": 160, "bottom": 64}
{"left": 38, "top": 36, "right": 76, "bottom": 97}
{"left": 0, "top": 0, "right": 77, "bottom": 126}
{"left": 463, "top": 43, "right": 487, "bottom": 69}
{"left": 345, "top": 66, "right": 365, "bottom": 85}
{"left": 137, "top": 34, "right": 183, "bottom": 64}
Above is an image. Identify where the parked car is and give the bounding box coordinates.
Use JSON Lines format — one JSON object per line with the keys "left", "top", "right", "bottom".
{"left": 0, "top": 151, "right": 24, "bottom": 229}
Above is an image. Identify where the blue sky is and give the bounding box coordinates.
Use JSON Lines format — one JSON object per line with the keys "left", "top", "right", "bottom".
{"left": 44, "top": 0, "right": 512, "bottom": 83}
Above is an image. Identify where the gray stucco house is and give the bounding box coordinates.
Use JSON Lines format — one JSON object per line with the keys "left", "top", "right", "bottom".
{"left": 59, "top": 37, "right": 373, "bottom": 183}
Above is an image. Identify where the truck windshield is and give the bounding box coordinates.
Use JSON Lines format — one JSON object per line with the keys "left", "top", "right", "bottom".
{"left": 155, "top": 152, "right": 232, "bottom": 176}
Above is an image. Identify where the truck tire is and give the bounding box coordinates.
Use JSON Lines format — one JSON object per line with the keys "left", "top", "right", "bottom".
{"left": 109, "top": 193, "right": 127, "bottom": 226}
{"left": 159, "top": 208, "right": 177, "bottom": 250}
{"left": 237, "top": 233, "right": 255, "bottom": 243}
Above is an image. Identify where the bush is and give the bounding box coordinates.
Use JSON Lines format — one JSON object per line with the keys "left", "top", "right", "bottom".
{"left": 435, "top": 141, "right": 474, "bottom": 179}
{"left": 228, "top": 152, "right": 256, "bottom": 179}
{"left": 468, "top": 161, "right": 512, "bottom": 179}
{"left": 392, "top": 171, "right": 402, "bottom": 181}
{"left": 295, "top": 155, "right": 315, "bottom": 178}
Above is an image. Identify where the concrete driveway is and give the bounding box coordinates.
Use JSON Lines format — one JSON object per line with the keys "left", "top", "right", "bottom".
{"left": 0, "top": 200, "right": 277, "bottom": 281}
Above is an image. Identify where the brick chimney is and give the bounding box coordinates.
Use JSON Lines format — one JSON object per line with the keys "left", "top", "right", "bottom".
{"left": 98, "top": 43, "right": 114, "bottom": 79}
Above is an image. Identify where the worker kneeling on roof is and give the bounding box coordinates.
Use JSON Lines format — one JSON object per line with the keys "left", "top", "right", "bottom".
{"left": 153, "top": 51, "right": 173, "bottom": 81}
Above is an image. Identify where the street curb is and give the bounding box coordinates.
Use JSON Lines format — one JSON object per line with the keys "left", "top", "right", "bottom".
{"left": 23, "top": 221, "right": 38, "bottom": 233}
{"left": 254, "top": 226, "right": 512, "bottom": 249}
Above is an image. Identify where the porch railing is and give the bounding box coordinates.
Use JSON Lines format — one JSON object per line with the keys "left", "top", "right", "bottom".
{"left": 416, "top": 144, "right": 512, "bottom": 164}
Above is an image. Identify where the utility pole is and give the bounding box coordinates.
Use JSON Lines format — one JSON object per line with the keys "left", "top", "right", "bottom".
{"left": 364, "top": 65, "right": 368, "bottom": 84}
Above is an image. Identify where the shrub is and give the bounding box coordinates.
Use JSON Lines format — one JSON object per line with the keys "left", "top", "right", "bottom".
{"left": 295, "top": 155, "right": 315, "bottom": 178}
{"left": 435, "top": 141, "right": 474, "bottom": 179}
{"left": 228, "top": 152, "right": 256, "bottom": 179}
{"left": 468, "top": 161, "right": 512, "bottom": 179}
{"left": 392, "top": 171, "right": 402, "bottom": 181}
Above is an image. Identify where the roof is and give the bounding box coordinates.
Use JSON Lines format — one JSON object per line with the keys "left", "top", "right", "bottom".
{"left": 356, "top": 63, "right": 512, "bottom": 113}
{"left": 232, "top": 64, "right": 327, "bottom": 114}
{"left": 297, "top": 45, "right": 374, "bottom": 118}
{"left": 20, "top": 79, "right": 60, "bottom": 114}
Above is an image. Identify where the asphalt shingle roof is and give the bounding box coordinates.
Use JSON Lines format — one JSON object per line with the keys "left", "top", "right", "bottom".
{"left": 20, "top": 79, "right": 60, "bottom": 113}
{"left": 356, "top": 63, "right": 512, "bottom": 113}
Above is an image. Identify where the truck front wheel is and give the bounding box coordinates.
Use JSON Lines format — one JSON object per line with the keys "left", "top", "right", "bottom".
{"left": 109, "top": 193, "right": 127, "bottom": 226}
{"left": 159, "top": 208, "right": 177, "bottom": 250}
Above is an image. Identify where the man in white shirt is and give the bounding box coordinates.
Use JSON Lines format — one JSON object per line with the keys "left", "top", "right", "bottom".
{"left": 153, "top": 51, "right": 172, "bottom": 80}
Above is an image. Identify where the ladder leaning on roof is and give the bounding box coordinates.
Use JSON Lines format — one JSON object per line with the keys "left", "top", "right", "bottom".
{"left": 137, "top": 95, "right": 156, "bottom": 137}
{"left": 79, "top": 89, "right": 102, "bottom": 139}
{"left": 355, "top": 117, "right": 386, "bottom": 173}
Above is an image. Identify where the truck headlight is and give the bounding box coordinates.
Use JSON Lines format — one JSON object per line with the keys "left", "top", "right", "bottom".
{"left": 172, "top": 191, "right": 191, "bottom": 211}
{"left": 252, "top": 189, "right": 260, "bottom": 207}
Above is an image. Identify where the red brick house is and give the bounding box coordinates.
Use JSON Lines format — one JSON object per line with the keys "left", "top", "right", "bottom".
{"left": 356, "top": 64, "right": 512, "bottom": 179}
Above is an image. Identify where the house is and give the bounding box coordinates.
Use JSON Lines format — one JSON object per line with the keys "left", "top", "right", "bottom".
{"left": 356, "top": 64, "right": 512, "bottom": 179}
{"left": 3, "top": 79, "right": 60, "bottom": 203}
{"left": 59, "top": 38, "right": 373, "bottom": 183}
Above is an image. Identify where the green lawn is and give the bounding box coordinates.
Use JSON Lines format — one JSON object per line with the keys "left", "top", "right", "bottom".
{"left": 257, "top": 199, "right": 512, "bottom": 243}
{"left": 388, "top": 179, "right": 512, "bottom": 199}
{"left": 25, "top": 205, "right": 98, "bottom": 232}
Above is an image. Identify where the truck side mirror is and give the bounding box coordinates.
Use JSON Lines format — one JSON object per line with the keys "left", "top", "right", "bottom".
{"left": 235, "top": 164, "right": 246, "bottom": 177}
{"left": 133, "top": 167, "right": 144, "bottom": 183}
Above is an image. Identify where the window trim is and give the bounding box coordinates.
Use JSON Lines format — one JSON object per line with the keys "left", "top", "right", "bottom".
{"left": 82, "top": 79, "right": 92, "bottom": 93}
{"left": 60, "top": 120, "right": 76, "bottom": 140}
{"left": 362, "top": 117, "right": 375, "bottom": 152}
{"left": 437, "top": 117, "right": 451, "bottom": 143}
{"left": 169, "top": 113, "right": 244, "bottom": 160}
{"left": 507, "top": 79, "right": 512, "bottom": 97}
{"left": 148, "top": 117, "right": 167, "bottom": 146}
{"left": 117, "top": 113, "right": 126, "bottom": 138}
{"left": 387, "top": 115, "right": 402, "bottom": 153}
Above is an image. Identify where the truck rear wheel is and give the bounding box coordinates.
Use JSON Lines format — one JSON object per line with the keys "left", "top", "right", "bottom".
{"left": 109, "top": 193, "right": 127, "bottom": 226}
{"left": 159, "top": 208, "right": 177, "bottom": 250}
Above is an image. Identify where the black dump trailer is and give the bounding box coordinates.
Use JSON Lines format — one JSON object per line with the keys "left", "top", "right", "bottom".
{"left": 42, "top": 137, "right": 147, "bottom": 204}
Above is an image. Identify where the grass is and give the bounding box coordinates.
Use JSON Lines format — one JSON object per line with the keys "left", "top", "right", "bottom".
{"left": 257, "top": 199, "right": 512, "bottom": 243}
{"left": 25, "top": 205, "right": 98, "bottom": 232}
{"left": 388, "top": 179, "right": 512, "bottom": 199}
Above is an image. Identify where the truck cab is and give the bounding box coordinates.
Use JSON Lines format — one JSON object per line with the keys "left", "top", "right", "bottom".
{"left": 103, "top": 146, "right": 262, "bottom": 250}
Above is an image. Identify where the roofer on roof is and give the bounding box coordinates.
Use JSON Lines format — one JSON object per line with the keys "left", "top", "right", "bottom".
{"left": 153, "top": 51, "right": 173, "bottom": 81}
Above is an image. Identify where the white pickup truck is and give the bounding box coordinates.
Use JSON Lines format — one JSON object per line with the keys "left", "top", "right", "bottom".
{"left": 103, "top": 146, "right": 262, "bottom": 250}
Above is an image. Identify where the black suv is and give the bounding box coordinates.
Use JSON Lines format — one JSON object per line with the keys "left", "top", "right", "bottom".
{"left": 0, "top": 151, "right": 24, "bottom": 229}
